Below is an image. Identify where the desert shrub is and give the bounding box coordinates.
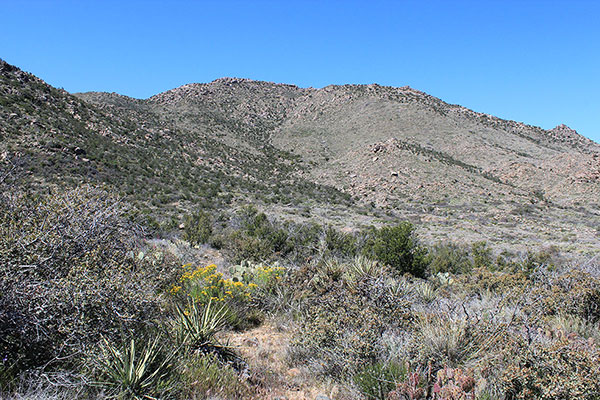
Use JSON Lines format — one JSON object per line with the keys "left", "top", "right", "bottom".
{"left": 516, "top": 250, "right": 556, "bottom": 274}
{"left": 409, "top": 314, "right": 513, "bottom": 372}
{"left": 0, "top": 370, "right": 92, "bottom": 400}
{"left": 502, "top": 337, "right": 600, "bottom": 399}
{"left": 535, "top": 270, "right": 600, "bottom": 323}
{"left": 281, "top": 221, "right": 322, "bottom": 262}
{"left": 291, "top": 295, "right": 393, "bottom": 377}
{"left": 226, "top": 230, "right": 273, "bottom": 263}
{"left": 321, "top": 226, "right": 357, "bottom": 258}
{"left": 353, "top": 361, "right": 407, "bottom": 400}
{"left": 0, "top": 186, "right": 134, "bottom": 278}
{"left": 183, "top": 209, "right": 212, "bottom": 246}
{"left": 180, "top": 353, "right": 252, "bottom": 399}
{"left": 289, "top": 262, "right": 413, "bottom": 378}
{"left": 364, "top": 222, "right": 429, "bottom": 278}
{"left": 492, "top": 248, "right": 560, "bottom": 276}
{"left": 458, "top": 268, "right": 530, "bottom": 300}
{"left": 471, "top": 241, "right": 493, "bottom": 269}
{"left": 0, "top": 185, "right": 166, "bottom": 377}
{"left": 429, "top": 242, "right": 472, "bottom": 275}
{"left": 223, "top": 206, "right": 292, "bottom": 263}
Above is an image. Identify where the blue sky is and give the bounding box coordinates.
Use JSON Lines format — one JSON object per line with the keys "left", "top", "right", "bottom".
{"left": 2, "top": 0, "right": 599, "bottom": 141}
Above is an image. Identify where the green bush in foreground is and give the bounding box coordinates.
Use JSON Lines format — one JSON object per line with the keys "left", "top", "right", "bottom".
{"left": 95, "top": 334, "right": 178, "bottom": 399}
{"left": 366, "top": 222, "right": 429, "bottom": 278}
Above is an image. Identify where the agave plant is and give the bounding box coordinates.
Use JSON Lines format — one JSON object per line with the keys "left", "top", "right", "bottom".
{"left": 97, "top": 334, "right": 176, "bottom": 399}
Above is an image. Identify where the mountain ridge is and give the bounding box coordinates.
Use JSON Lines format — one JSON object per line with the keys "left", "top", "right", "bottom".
{"left": 80, "top": 76, "right": 595, "bottom": 148}
{"left": 3, "top": 58, "right": 600, "bottom": 256}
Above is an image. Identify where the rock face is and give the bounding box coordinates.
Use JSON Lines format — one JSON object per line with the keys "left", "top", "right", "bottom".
{"left": 552, "top": 124, "right": 579, "bottom": 136}
{"left": 547, "top": 124, "right": 595, "bottom": 149}
{"left": 2, "top": 58, "right": 600, "bottom": 255}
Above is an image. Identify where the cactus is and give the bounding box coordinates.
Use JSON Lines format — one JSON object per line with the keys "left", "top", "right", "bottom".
{"left": 433, "top": 366, "right": 477, "bottom": 400}
{"left": 388, "top": 371, "right": 426, "bottom": 400}
{"left": 229, "top": 259, "right": 254, "bottom": 283}
{"left": 229, "top": 260, "right": 284, "bottom": 285}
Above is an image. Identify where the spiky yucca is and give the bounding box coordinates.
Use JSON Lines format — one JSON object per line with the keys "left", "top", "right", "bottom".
{"left": 172, "top": 299, "right": 229, "bottom": 350}
{"left": 97, "top": 334, "right": 176, "bottom": 399}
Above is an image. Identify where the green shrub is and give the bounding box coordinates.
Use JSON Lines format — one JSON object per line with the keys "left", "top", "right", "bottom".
{"left": 183, "top": 209, "right": 212, "bottom": 246}
{"left": 472, "top": 241, "right": 493, "bottom": 269}
{"left": 365, "top": 222, "right": 429, "bottom": 278}
{"left": 322, "top": 226, "right": 357, "bottom": 258}
{"left": 429, "top": 242, "right": 472, "bottom": 275}
{"left": 224, "top": 206, "right": 292, "bottom": 263}
{"left": 353, "top": 362, "right": 407, "bottom": 400}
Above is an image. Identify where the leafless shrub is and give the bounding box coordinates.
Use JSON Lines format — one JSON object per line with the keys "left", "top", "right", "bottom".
{"left": 0, "top": 181, "right": 167, "bottom": 379}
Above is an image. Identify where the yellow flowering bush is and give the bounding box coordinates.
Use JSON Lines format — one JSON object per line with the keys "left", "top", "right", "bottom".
{"left": 171, "top": 264, "right": 253, "bottom": 304}
{"left": 252, "top": 264, "right": 285, "bottom": 287}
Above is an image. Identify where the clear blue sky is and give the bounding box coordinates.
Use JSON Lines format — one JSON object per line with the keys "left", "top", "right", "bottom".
{"left": 2, "top": 0, "right": 599, "bottom": 141}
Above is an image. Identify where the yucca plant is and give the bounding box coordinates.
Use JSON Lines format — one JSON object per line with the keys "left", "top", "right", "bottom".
{"left": 344, "top": 255, "right": 382, "bottom": 283}
{"left": 96, "top": 334, "right": 176, "bottom": 399}
{"left": 171, "top": 299, "right": 240, "bottom": 366}
{"left": 413, "top": 281, "right": 437, "bottom": 303}
{"left": 172, "top": 298, "right": 228, "bottom": 349}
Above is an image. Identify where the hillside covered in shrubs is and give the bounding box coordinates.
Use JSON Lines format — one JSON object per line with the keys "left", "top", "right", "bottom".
{"left": 2, "top": 59, "right": 600, "bottom": 399}
{"left": 2, "top": 171, "right": 600, "bottom": 399}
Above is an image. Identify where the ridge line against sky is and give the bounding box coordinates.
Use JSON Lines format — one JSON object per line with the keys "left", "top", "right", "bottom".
{"left": 1, "top": 0, "right": 599, "bottom": 141}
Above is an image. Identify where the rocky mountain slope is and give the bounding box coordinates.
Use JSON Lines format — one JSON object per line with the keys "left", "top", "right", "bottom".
{"left": 0, "top": 60, "right": 352, "bottom": 226}
{"left": 2, "top": 58, "right": 599, "bottom": 255}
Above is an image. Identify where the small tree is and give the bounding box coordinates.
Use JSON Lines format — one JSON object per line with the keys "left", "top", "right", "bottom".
{"left": 366, "top": 222, "right": 428, "bottom": 278}
{"left": 183, "top": 210, "right": 212, "bottom": 246}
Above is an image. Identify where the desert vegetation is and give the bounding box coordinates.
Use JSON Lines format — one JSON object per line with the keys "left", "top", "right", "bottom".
{"left": 2, "top": 169, "right": 600, "bottom": 399}
{"left": 3, "top": 58, "right": 600, "bottom": 399}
